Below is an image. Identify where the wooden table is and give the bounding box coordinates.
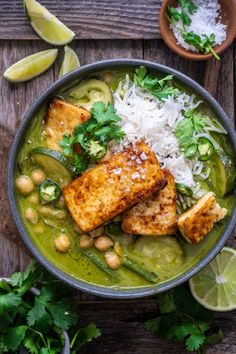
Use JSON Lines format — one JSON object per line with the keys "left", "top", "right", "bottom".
{"left": 0, "top": 1, "right": 236, "bottom": 353}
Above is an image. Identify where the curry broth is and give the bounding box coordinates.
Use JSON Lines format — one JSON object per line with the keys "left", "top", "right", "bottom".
{"left": 15, "top": 68, "right": 235, "bottom": 288}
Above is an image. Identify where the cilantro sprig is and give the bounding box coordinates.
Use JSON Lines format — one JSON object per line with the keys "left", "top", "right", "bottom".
{"left": 167, "top": 1, "right": 220, "bottom": 60}
{"left": 0, "top": 261, "right": 101, "bottom": 353}
{"left": 168, "top": 0, "right": 197, "bottom": 27}
{"left": 60, "top": 101, "right": 125, "bottom": 174}
{"left": 176, "top": 108, "right": 205, "bottom": 159}
{"left": 134, "top": 66, "right": 179, "bottom": 100}
{"left": 145, "top": 284, "right": 223, "bottom": 353}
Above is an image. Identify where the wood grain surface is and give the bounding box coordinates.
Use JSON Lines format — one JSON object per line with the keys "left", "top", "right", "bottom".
{"left": 0, "top": 0, "right": 162, "bottom": 40}
{"left": 0, "top": 37, "right": 236, "bottom": 353}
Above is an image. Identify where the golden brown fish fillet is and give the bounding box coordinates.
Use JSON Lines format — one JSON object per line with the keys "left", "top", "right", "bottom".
{"left": 62, "top": 141, "right": 166, "bottom": 232}
{"left": 45, "top": 99, "right": 90, "bottom": 151}
{"left": 177, "top": 191, "right": 227, "bottom": 244}
{"left": 122, "top": 169, "right": 177, "bottom": 236}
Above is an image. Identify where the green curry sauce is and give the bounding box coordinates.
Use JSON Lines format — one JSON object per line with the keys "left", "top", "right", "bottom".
{"left": 16, "top": 68, "right": 235, "bottom": 289}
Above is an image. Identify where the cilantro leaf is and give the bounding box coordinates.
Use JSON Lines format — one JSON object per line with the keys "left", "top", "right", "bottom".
{"left": 144, "top": 284, "right": 223, "bottom": 353}
{"left": 71, "top": 323, "right": 101, "bottom": 352}
{"left": 3, "top": 325, "right": 27, "bottom": 351}
{"left": 182, "top": 31, "right": 220, "bottom": 60}
{"left": 156, "top": 292, "right": 176, "bottom": 314}
{"left": 60, "top": 102, "right": 124, "bottom": 174}
{"left": 134, "top": 66, "right": 179, "bottom": 101}
{"left": 23, "top": 332, "right": 39, "bottom": 354}
{"left": 49, "top": 298, "right": 78, "bottom": 330}
{"left": 186, "top": 331, "right": 206, "bottom": 351}
{"left": 176, "top": 109, "right": 205, "bottom": 159}
{"left": 0, "top": 292, "right": 22, "bottom": 315}
{"left": 168, "top": 0, "right": 197, "bottom": 27}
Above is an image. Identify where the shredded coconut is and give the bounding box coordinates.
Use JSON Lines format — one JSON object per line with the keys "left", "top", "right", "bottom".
{"left": 171, "top": 0, "right": 227, "bottom": 52}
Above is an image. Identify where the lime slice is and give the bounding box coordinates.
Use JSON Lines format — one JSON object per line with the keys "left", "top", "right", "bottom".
{"left": 189, "top": 247, "right": 236, "bottom": 311}
{"left": 24, "top": 0, "right": 75, "bottom": 45}
{"left": 59, "top": 46, "right": 80, "bottom": 77}
{"left": 4, "top": 49, "right": 58, "bottom": 83}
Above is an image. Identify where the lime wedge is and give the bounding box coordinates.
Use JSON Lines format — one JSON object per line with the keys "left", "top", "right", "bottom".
{"left": 59, "top": 46, "right": 80, "bottom": 77}
{"left": 189, "top": 247, "right": 236, "bottom": 311}
{"left": 4, "top": 49, "right": 58, "bottom": 83}
{"left": 24, "top": 0, "right": 75, "bottom": 45}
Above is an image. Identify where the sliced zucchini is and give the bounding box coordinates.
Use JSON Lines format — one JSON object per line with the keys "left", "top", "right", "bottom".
{"left": 68, "top": 79, "right": 113, "bottom": 110}
{"left": 210, "top": 132, "right": 236, "bottom": 194}
{"left": 207, "top": 153, "right": 236, "bottom": 197}
{"left": 30, "top": 147, "right": 75, "bottom": 187}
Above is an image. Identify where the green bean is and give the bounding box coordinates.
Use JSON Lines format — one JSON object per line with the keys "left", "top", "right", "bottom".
{"left": 122, "top": 256, "right": 158, "bottom": 283}
{"left": 80, "top": 249, "right": 119, "bottom": 279}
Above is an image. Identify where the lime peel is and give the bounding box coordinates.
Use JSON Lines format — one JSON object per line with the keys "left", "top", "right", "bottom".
{"left": 24, "top": 0, "right": 75, "bottom": 45}
{"left": 59, "top": 46, "right": 80, "bottom": 78}
{"left": 4, "top": 49, "right": 58, "bottom": 83}
{"left": 189, "top": 247, "right": 236, "bottom": 311}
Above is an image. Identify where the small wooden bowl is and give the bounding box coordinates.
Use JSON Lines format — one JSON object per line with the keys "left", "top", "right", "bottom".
{"left": 159, "top": 0, "right": 236, "bottom": 60}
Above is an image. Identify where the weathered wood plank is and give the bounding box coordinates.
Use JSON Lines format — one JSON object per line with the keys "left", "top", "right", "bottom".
{"left": 0, "top": 0, "right": 161, "bottom": 40}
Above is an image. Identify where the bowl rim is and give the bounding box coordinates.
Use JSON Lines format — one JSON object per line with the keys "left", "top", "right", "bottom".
{"left": 159, "top": 0, "right": 236, "bottom": 61}
{"left": 7, "top": 58, "right": 236, "bottom": 299}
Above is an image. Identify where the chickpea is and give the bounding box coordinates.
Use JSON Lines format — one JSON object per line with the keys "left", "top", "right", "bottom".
{"left": 53, "top": 210, "right": 67, "bottom": 220}
{"left": 89, "top": 225, "right": 104, "bottom": 238}
{"left": 79, "top": 234, "right": 94, "bottom": 249}
{"left": 104, "top": 251, "right": 121, "bottom": 270}
{"left": 54, "top": 234, "right": 71, "bottom": 253}
{"left": 25, "top": 207, "right": 38, "bottom": 224}
{"left": 28, "top": 192, "right": 40, "bottom": 205}
{"left": 103, "top": 72, "right": 113, "bottom": 84}
{"left": 55, "top": 195, "right": 66, "bottom": 209}
{"left": 95, "top": 235, "right": 113, "bottom": 252}
{"left": 33, "top": 224, "right": 45, "bottom": 235}
{"left": 73, "top": 223, "right": 83, "bottom": 234}
{"left": 38, "top": 206, "right": 54, "bottom": 217}
{"left": 30, "top": 169, "right": 46, "bottom": 185}
{"left": 15, "top": 175, "right": 34, "bottom": 196}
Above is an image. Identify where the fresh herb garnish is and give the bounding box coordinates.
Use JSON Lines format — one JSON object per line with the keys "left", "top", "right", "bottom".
{"left": 134, "top": 66, "right": 179, "bottom": 100}
{"left": 168, "top": 0, "right": 197, "bottom": 27}
{"left": 167, "top": 1, "right": 220, "bottom": 60}
{"left": 182, "top": 31, "right": 220, "bottom": 60}
{"left": 60, "top": 101, "right": 125, "bottom": 174}
{"left": 176, "top": 108, "right": 205, "bottom": 159}
{"left": 0, "top": 261, "right": 101, "bottom": 353}
{"left": 145, "top": 284, "right": 223, "bottom": 353}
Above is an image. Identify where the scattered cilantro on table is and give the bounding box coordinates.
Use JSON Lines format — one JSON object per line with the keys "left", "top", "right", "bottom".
{"left": 0, "top": 261, "right": 101, "bottom": 353}
{"left": 60, "top": 101, "right": 125, "bottom": 174}
{"left": 144, "top": 284, "right": 223, "bottom": 354}
{"left": 134, "top": 66, "right": 179, "bottom": 100}
{"left": 167, "top": 1, "right": 220, "bottom": 60}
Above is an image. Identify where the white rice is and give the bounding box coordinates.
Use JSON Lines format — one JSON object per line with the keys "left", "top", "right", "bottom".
{"left": 113, "top": 74, "right": 225, "bottom": 190}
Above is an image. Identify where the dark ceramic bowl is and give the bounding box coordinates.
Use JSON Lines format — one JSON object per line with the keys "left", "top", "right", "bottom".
{"left": 8, "top": 59, "right": 236, "bottom": 298}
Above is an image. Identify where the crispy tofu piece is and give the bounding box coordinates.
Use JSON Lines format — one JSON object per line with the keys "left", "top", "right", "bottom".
{"left": 177, "top": 191, "right": 227, "bottom": 244}
{"left": 122, "top": 169, "right": 177, "bottom": 236}
{"left": 62, "top": 141, "right": 166, "bottom": 232}
{"left": 45, "top": 99, "right": 90, "bottom": 151}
